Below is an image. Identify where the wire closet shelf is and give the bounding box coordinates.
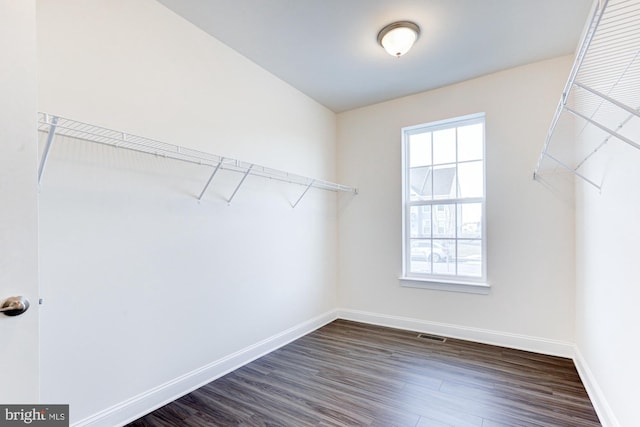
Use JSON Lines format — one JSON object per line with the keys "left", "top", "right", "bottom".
{"left": 37, "top": 113, "right": 357, "bottom": 206}
{"left": 533, "top": 0, "right": 640, "bottom": 190}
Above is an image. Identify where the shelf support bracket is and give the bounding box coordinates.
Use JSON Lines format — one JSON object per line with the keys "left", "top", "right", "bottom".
{"left": 227, "top": 164, "right": 253, "bottom": 204}
{"left": 564, "top": 106, "right": 640, "bottom": 151}
{"left": 573, "top": 81, "right": 640, "bottom": 120}
{"left": 198, "top": 157, "right": 224, "bottom": 201}
{"left": 292, "top": 179, "right": 315, "bottom": 208}
{"left": 576, "top": 107, "right": 640, "bottom": 171}
{"left": 540, "top": 151, "right": 601, "bottom": 190}
{"left": 38, "top": 115, "right": 59, "bottom": 186}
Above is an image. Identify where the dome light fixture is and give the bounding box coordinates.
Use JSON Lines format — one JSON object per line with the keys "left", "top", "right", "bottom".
{"left": 377, "top": 21, "right": 420, "bottom": 58}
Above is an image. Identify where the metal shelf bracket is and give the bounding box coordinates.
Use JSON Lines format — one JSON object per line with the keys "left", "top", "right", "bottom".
{"left": 38, "top": 115, "right": 59, "bottom": 186}
{"left": 564, "top": 106, "right": 640, "bottom": 151}
{"left": 227, "top": 164, "right": 253, "bottom": 204}
{"left": 198, "top": 157, "right": 224, "bottom": 201}
{"left": 292, "top": 179, "right": 315, "bottom": 208}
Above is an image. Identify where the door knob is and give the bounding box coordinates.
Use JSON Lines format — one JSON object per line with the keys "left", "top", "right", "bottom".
{"left": 0, "top": 296, "right": 30, "bottom": 316}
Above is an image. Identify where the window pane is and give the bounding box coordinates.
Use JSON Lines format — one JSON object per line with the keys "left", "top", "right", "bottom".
{"left": 410, "top": 239, "right": 431, "bottom": 274}
{"left": 432, "top": 165, "right": 456, "bottom": 199}
{"left": 410, "top": 205, "right": 431, "bottom": 238}
{"left": 458, "top": 203, "right": 482, "bottom": 239}
{"left": 432, "top": 239, "right": 455, "bottom": 275}
{"left": 458, "top": 123, "right": 484, "bottom": 162}
{"left": 409, "top": 166, "right": 432, "bottom": 201}
{"left": 432, "top": 128, "right": 456, "bottom": 165}
{"left": 432, "top": 204, "right": 455, "bottom": 238}
{"left": 409, "top": 132, "right": 432, "bottom": 167}
{"left": 403, "top": 114, "right": 485, "bottom": 283}
{"left": 458, "top": 161, "right": 483, "bottom": 198}
{"left": 457, "top": 240, "right": 482, "bottom": 277}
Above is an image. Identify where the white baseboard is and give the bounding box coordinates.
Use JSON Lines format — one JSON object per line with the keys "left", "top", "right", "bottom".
{"left": 72, "top": 310, "right": 337, "bottom": 427}
{"left": 74, "top": 309, "right": 612, "bottom": 427}
{"left": 336, "top": 310, "right": 624, "bottom": 425}
{"left": 573, "top": 346, "right": 620, "bottom": 427}
{"left": 336, "top": 308, "right": 575, "bottom": 358}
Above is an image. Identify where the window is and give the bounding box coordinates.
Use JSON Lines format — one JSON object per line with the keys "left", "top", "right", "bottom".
{"left": 401, "top": 113, "right": 487, "bottom": 292}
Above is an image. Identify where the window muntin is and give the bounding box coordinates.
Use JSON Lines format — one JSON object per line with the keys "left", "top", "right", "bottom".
{"left": 403, "top": 114, "right": 486, "bottom": 283}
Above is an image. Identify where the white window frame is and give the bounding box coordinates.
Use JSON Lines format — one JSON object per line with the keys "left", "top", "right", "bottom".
{"left": 400, "top": 113, "right": 489, "bottom": 294}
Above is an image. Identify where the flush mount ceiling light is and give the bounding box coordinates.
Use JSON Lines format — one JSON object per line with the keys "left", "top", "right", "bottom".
{"left": 377, "top": 21, "right": 420, "bottom": 58}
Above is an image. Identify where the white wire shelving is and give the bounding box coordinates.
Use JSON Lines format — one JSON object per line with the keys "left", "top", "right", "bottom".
{"left": 37, "top": 112, "right": 357, "bottom": 207}
{"left": 533, "top": 0, "right": 640, "bottom": 190}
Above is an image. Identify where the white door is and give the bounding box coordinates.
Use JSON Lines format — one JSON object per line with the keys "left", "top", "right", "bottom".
{"left": 0, "top": 0, "right": 40, "bottom": 403}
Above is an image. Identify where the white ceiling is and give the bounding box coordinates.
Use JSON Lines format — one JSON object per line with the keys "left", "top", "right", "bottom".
{"left": 157, "top": 0, "right": 593, "bottom": 113}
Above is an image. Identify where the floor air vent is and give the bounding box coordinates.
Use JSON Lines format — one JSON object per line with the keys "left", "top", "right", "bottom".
{"left": 417, "top": 333, "right": 447, "bottom": 343}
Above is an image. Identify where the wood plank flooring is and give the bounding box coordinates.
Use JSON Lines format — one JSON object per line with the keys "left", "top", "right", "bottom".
{"left": 127, "top": 320, "right": 600, "bottom": 426}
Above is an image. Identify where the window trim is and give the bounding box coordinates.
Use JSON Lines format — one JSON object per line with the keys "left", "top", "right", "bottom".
{"left": 400, "top": 113, "right": 488, "bottom": 292}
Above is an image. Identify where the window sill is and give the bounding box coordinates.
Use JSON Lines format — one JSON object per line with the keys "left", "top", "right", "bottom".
{"left": 399, "top": 277, "right": 490, "bottom": 295}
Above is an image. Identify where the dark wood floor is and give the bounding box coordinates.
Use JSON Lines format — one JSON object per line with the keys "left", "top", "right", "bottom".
{"left": 127, "top": 320, "right": 600, "bottom": 426}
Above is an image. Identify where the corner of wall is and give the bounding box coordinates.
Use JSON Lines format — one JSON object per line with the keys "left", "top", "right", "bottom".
{"left": 573, "top": 345, "right": 620, "bottom": 427}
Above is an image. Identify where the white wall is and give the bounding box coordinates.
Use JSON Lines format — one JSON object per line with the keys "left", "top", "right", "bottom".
{"left": 337, "top": 56, "right": 577, "bottom": 354}
{"left": 575, "top": 113, "right": 640, "bottom": 425}
{"left": 36, "top": 1, "right": 339, "bottom": 424}
{"left": 0, "top": 0, "right": 40, "bottom": 403}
